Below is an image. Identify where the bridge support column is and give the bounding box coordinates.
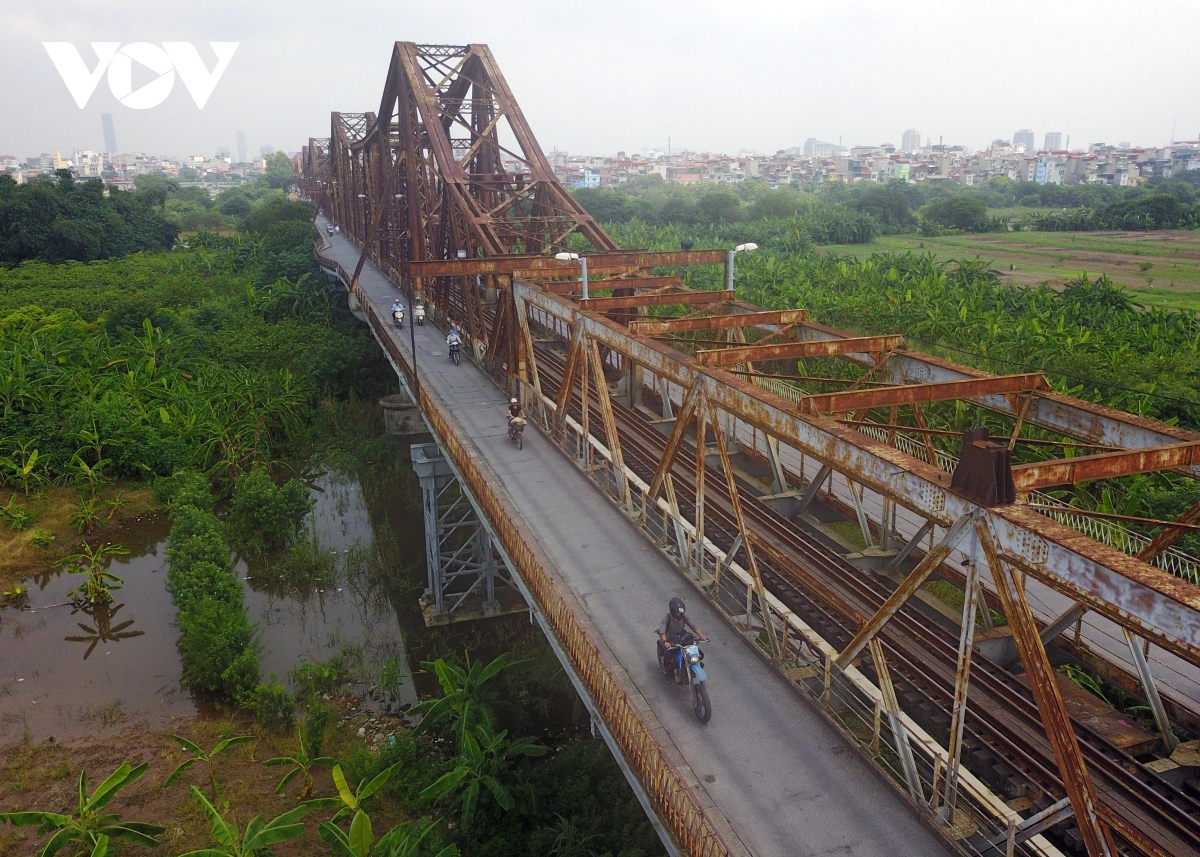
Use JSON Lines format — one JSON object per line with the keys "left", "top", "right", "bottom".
{"left": 411, "top": 443, "right": 521, "bottom": 626}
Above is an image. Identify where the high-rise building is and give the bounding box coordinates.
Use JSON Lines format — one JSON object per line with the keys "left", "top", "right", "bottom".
{"left": 1044, "top": 131, "right": 1063, "bottom": 151}
{"left": 260, "top": 145, "right": 274, "bottom": 157}
{"left": 901, "top": 128, "right": 921, "bottom": 153}
{"left": 1014, "top": 129, "right": 1035, "bottom": 151}
{"left": 236, "top": 130, "right": 247, "bottom": 164}
{"left": 100, "top": 113, "right": 117, "bottom": 154}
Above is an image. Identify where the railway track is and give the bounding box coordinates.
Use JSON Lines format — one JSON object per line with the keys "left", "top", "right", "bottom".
{"left": 531, "top": 339, "right": 1200, "bottom": 857}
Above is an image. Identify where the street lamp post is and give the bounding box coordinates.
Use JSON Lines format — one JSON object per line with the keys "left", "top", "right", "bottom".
{"left": 725, "top": 242, "right": 759, "bottom": 292}
{"left": 554, "top": 252, "right": 588, "bottom": 300}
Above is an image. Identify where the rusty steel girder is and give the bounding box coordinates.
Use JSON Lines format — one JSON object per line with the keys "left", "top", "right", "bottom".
{"left": 514, "top": 281, "right": 1200, "bottom": 667}
{"left": 630, "top": 309, "right": 808, "bottom": 336}
{"left": 581, "top": 290, "right": 734, "bottom": 311}
{"left": 308, "top": 43, "right": 1200, "bottom": 857}
{"left": 798, "top": 373, "right": 1050, "bottom": 415}
{"left": 695, "top": 334, "right": 905, "bottom": 367}
{"left": 1011, "top": 441, "right": 1200, "bottom": 491}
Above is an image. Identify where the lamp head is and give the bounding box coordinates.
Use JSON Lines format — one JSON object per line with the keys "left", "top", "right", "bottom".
{"left": 734, "top": 243, "right": 759, "bottom": 253}
{"left": 554, "top": 252, "right": 580, "bottom": 262}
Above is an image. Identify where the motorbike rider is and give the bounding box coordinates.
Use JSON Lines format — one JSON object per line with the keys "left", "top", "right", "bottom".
{"left": 657, "top": 596, "right": 707, "bottom": 675}
{"left": 391, "top": 297, "right": 405, "bottom": 314}
{"left": 507, "top": 397, "right": 523, "bottom": 424}
{"left": 446, "top": 326, "right": 463, "bottom": 356}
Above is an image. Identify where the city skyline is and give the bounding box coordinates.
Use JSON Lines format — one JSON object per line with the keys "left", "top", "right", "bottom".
{"left": 2, "top": 0, "right": 1198, "bottom": 161}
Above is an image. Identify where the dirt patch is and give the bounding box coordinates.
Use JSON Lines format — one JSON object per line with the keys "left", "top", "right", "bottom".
{"left": 0, "top": 485, "right": 157, "bottom": 593}
{"left": 0, "top": 701, "right": 418, "bottom": 856}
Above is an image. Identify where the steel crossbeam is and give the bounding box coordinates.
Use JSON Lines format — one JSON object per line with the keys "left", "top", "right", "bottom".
{"left": 630, "top": 310, "right": 808, "bottom": 336}
{"left": 695, "top": 334, "right": 905, "bottom": 367}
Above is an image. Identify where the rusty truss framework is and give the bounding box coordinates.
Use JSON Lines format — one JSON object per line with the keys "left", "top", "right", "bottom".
{"left": 305, "top": 42, "right": 1200, "bottom": 857}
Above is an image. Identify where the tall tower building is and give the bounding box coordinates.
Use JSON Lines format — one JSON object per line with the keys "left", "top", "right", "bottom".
{"left": 1013, "top": 128, "right": 1035, "bottom": 151}
{"left": 100, "top": 113, "right": 117, "bottom": 154}
{"left": 901, "top": 128, "right": 921, "bottom": 154}
{"left": 236, "top": 130, "right": 247, "bottom": 164}
{"left": 1043, "top": 131, "right": 1063, "bottom": 150}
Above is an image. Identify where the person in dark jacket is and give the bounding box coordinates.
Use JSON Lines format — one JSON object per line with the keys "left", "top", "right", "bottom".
{"left": 657, "top": 596, "right": 707, "bottom": 675}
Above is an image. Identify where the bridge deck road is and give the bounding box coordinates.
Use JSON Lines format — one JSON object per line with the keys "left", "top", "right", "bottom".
{"left": 316, "top": 218, "right": 953, "bottom": 857}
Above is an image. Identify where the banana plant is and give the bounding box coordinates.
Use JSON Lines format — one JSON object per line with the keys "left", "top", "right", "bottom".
{"left": 263, "top": 725, "right": 336, "bottom": 799}
{"left": 420, "top": 724, "right": 546, "bottom": 830}
{"left": 163, "top": 734, "right": 255, "bottom": 809}
{"left": 178, "top": 786, "right": 307, "bottom": 857}
{"left": 0, "top": 441, "right": 44, "bottom": 496}
{"left": 64, "top": 542, "right": 129, "bottom": 604}
{"left": 309, "top": 763, "right": 398, "bottom": 857}
{"left": 0, "top": 761, "right": 164, "bottom": 856}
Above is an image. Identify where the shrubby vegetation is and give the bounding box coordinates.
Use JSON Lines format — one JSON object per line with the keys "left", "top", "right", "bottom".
{"left": 574, "top": 179, "right": 878, "bottom": 243}
{"left": 0, "top": 171, "right": 178, "bottom": 266}
{"left": 163, "top": 477, "right": 258, "bottom": 702}
{"left": 574, "top": 171, "right": 1200, "bottom": 240}
{"left": 0, "top": 199, "right": 390, "bottom": 495}
{"left": 1022, "top": 193, "right": 1200, "bottom": 231}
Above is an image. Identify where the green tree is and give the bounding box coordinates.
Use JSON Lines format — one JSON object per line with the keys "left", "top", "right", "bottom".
{"left": 264, "top": 152, "right": 295, "bottom": 190}
{"left": 695, "top": 189, "right": 743, "bottom": 224}
{"left": 920, "top": 195, "right": 990, "bottom": 232}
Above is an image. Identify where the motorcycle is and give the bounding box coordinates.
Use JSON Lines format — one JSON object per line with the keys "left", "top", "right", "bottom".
{"left": 449, "top": 340, "right": 461, "bottom": 366}
{"left": 657, "top": 632, "right": 711, "bottom": 723}
{"left": 392, "top": 307, "right": 404, "bottom": 328}
{"left": 414, "top": 304, "right": 426, "bottom": 326}
{"left": 507, "top": 416, "right": 526, "bottom": 449}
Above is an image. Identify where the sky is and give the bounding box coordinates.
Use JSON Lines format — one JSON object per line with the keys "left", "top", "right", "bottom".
{"left": 2, "top": 0, "right": 1199, "bottom": 162}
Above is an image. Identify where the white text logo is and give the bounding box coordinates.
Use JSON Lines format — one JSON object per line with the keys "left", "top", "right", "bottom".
{"left": 43, "top": 42, "right": 239, "bottom": 109}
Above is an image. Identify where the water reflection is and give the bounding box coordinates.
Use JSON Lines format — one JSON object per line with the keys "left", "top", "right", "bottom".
{"left": 63, "top": 601, "right": 145, "bottom": 660}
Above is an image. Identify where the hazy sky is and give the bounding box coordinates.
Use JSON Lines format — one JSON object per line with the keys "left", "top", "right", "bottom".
{"left": 3, "top": 0, "right": 1199, "bottom": 161}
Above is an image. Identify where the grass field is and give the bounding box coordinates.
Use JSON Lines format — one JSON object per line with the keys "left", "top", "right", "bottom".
{"left": 821, "top": 230, "right": 1200, "bottom": 312}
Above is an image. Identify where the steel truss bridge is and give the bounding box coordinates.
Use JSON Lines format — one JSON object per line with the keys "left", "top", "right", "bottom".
{"left": 303, "top": 42, "right": 1200, "bottom": 857}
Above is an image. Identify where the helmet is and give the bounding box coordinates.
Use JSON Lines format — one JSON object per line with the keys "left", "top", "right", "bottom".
{"left": 669, "top": 596, "right": 685, "bottom": 618}
{"left": 511, "top": 398, "right": 518, "bottom": 404}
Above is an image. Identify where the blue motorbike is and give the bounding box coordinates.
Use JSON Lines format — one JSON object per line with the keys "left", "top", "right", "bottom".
{"left": 657, "top": 632, "right": 711, "bottom": 723}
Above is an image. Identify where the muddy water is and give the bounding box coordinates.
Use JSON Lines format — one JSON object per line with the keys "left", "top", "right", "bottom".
{"left": 1, "top": 451, "right": 582, "bottom": 746}
{"left": 0, "top": 521, "right": 190, "bottom": 743}
{"left": 0, "top": 471, "right": 420, "bottom": 744}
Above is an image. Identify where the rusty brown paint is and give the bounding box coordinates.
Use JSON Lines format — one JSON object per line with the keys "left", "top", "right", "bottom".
{"left": 630, "top": 309, "right": 808, "bottom": 336}
{"left": 799, "top": 374, "right": 1050, "bottom": 415}
{"left": 977, "top": 520, "right": 1117, "bottom": 857}
{"left": 1136, "top": 501, "right": 1200, "bottom": 562}
{"left": 582, "top": 290, "right": 734, "bottom": 311}
{"left": 834, "top": 514, "right": 975, "bottom": 670}
{"left": 696, "top": 335, "right": 905, "bottom": 367}
{"left": 509, "top": 281, "right": 1200, "bottom": 664}
{"left": 1011, "top": 441, "right": 1200, "bottom": 491}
